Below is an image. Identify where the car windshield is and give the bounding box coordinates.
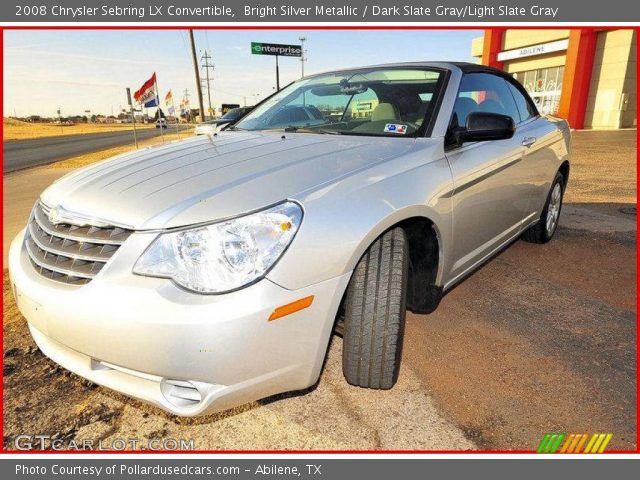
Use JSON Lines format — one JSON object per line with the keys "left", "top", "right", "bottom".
{"left": 234, "top": 67, "right": 444, "bottom": 137}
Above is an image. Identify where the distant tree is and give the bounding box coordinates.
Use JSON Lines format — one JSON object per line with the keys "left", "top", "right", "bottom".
{"left": 81, "top": 115, "right": 88, "bottom": 123}
{"left": 154, "top": 108, "right": 166, "bottom": 119}
{"left": 90, "top": 114, "right": 97, "bottom": 123}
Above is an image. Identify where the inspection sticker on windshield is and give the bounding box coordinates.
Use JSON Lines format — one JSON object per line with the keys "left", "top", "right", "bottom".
{"left": 384, "top": 123, "right": 407, "bottom": 134}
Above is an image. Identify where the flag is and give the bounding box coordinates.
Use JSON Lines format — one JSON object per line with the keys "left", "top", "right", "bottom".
{"left": 133, "top": 73, "right": 158, "bottom": 108}
{"left": 165, "top": 90, "right": 175, "bottom": 115}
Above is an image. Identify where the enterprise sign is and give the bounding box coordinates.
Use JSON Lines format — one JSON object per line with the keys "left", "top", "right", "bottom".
{"left": 251, "top": 42, "right": 302, "bottom": 57}
{"left": 497, "top": 39, "right": 570, "bottom": 62}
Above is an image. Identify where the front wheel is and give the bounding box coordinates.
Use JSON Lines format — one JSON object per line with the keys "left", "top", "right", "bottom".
{"left": 522, "top": 172, "right": 565, "bottom": 243}
{"left": 342, "top": 227, "right": 409, "bottom": 390}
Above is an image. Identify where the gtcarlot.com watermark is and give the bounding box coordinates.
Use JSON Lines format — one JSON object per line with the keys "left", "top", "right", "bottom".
{"left": 14, "top": 435, "right": 195, "bottom": 451}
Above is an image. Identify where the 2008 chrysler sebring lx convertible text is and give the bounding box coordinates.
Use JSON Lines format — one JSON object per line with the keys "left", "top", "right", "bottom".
{"left": 9, "top": 63, "right": 571, "bottom": 416}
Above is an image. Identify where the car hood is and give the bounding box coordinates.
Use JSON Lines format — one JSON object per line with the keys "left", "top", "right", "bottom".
{"left": 41, "top": 131, "right": 421, "bottom": 230}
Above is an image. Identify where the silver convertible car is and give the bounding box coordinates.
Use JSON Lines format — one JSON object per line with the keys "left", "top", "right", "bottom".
{"left": 9, "top": 62, "right": 570, "bottom": 416}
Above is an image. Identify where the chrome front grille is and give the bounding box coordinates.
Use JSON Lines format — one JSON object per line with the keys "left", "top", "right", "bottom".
{"left": 25, "top": 202, "right": 132, "bottom": 285}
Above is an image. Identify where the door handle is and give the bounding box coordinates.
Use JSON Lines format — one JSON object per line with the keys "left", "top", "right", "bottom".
{"left": 522, "top": 137, "right": 537, "bottom": 148}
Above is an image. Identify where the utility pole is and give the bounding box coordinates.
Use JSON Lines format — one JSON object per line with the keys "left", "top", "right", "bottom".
{"left": 189, "top": 29, "right": 205, "bottom": 123}
{"left": 299, "top": 37, "right": 307, "bottom": 78}
{"left": 182, "top": 88, "right": 190, "bottom": 121}
{"left": 201, "top": 50, "right": 215, "bottom": 120}
{"left": 200, "top": 79, "right": 209, "bottom": 110}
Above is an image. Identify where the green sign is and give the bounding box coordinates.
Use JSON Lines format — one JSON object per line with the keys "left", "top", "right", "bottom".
{"left": 251, "top": 42, "right": 302, "bottom": 57}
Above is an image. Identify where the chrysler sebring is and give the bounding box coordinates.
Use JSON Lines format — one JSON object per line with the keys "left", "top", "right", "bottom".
{"left": 9, "top": 62, "right": 571, "bottom": 416}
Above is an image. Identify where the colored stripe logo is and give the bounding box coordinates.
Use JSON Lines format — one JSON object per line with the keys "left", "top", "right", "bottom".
{"left": 537, "top": 433, "right": 613, "bottom": 453}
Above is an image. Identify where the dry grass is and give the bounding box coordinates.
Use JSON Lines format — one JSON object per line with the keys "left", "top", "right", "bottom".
{"left": 3, "top": 117, "right": 156, "bottom": 141}
{"left": 48, "top": 131, "right": 189, "bottom": 169}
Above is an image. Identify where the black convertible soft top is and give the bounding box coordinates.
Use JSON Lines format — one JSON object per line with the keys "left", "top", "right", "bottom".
{"left": 448, "top": 62, "right": 513, "bottom": 77}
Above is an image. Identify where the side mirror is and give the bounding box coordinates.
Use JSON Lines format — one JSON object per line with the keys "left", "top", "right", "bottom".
{"left": 460, "top": 112, "right": 515, "bottom": 142}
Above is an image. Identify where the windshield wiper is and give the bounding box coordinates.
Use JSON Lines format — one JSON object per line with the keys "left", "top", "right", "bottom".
{"left": 282, "top": 126, "right": 341, "bottom": 134}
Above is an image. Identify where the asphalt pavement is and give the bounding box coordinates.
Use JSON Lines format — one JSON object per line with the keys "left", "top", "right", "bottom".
{"left": 3, "top": 126, "right": 186, "bottom": 173}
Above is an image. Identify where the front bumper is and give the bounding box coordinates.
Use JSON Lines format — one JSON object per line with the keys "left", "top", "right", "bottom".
{"left": 9, "top": 228, "right": 350, "bottom": 416}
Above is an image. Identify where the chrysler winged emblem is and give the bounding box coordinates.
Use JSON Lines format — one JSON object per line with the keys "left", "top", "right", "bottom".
{"left": 47, "top": 206, "right": 63, "bottom": 225}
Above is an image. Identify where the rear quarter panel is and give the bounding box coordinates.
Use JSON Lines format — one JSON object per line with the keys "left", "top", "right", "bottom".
{"left": 522, "top": 116, "right": 570, "bottom": 216}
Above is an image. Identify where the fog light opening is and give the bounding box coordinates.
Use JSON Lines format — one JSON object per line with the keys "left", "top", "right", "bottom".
{"left": 160, "top": 379, "right": 203, "bottom": 409}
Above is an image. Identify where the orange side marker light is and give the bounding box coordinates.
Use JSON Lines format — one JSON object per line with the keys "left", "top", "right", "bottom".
{"left": 268, "top": 296, "right": 314, "bottom": 321}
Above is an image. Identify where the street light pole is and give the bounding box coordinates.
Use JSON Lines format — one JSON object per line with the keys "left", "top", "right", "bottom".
{"left": 299, "top": 36, "right": 307, "bottom": 78}
{"left": 126, "top": 88, "right": 138, "bottom": 149}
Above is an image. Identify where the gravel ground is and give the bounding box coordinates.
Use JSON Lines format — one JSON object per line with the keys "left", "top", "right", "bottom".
{"left": 2, "top": 129, "right": 636, "bottom": 451}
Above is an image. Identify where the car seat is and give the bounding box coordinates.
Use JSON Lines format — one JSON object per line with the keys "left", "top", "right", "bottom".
{"left": 371, "top": 103, "right": 400, "bottom": 122}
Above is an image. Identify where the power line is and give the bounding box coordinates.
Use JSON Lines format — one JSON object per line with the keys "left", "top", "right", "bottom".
{"left": 177, "top": 31, "right": 190, "bottom": 57}
{"left": 210, "top": 87, "right": 245, "bottom": 99}
{"left": 204, "top": 30, "right": 212, "bottom": 56}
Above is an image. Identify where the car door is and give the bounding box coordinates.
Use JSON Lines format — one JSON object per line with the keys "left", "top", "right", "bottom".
{"left": 443, "top": 72, "right": 533, "bottom": 286}
{"left": 505, "top": 79, "right": 567, "bottom": 220}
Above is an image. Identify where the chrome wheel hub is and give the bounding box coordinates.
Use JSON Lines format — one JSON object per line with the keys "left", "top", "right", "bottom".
{"left": 546, "top": 183, "right": 562, "bottom": 235}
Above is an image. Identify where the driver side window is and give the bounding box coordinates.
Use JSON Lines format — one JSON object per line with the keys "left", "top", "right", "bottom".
{"left": 452, "top": 73, "right": 521, "bottom": 128}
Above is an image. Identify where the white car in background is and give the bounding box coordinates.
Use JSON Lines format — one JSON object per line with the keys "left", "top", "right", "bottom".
{"left": 194, "top": 107, "right": 253, "bottom": 135}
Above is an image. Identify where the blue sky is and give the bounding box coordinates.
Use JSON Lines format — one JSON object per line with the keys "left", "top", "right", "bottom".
{"left": 3, "top": 30, "right": 481, "bottom": 117}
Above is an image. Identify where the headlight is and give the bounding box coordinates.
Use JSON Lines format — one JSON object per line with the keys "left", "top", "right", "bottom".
{"left": 133, "top": 201, "right": 302, "bottom": 293}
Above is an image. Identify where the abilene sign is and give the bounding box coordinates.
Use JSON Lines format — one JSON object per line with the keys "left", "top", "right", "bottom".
{"left": 497, "top": 39, "right": 570, "bottom": 62}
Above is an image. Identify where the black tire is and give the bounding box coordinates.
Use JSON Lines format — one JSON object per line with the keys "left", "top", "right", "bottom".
{"left": 342, "top": 227, "right": 409, "bottom": 389}
{"left": 522, "top": 172, "right": 565, "bottom": 244}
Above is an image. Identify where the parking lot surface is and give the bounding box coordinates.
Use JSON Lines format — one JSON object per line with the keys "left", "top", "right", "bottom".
{"left": 2, "top": 129, "right": 636, "bottom": 450}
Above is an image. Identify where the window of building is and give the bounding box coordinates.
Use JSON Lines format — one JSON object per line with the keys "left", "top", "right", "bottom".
{"left": 514, "top": 66, "right": 564, "bottom": 115}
